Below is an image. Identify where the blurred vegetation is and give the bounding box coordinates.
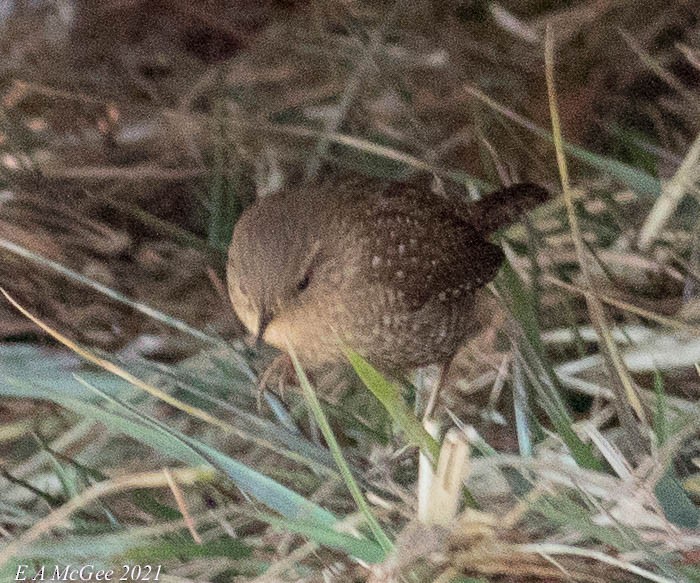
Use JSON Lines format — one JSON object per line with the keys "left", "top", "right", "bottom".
{"left": 1, "top": 1, "right": 700, "bottom": 581}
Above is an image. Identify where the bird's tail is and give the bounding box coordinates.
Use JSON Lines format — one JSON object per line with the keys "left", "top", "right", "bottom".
{"left": 468, "top": 183, "right": 551, "bottom": 237}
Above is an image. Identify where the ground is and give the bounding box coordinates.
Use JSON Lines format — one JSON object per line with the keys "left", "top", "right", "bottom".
{"left": 1, "top": 1, "right": 700, "bottom": 582}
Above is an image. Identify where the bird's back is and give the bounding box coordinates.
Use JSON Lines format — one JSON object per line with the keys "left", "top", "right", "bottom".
{"left": 306, "top": 178, "right": 507, "bottom": 370}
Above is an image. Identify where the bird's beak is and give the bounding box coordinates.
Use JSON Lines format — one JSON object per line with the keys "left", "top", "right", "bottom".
{"left": 255, "top": 309, "right": 273, "bottom": 349}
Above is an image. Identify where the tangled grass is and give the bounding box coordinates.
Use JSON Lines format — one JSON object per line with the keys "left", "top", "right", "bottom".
{"left": 1, "top": 1, "right": 700, "bottom": 581}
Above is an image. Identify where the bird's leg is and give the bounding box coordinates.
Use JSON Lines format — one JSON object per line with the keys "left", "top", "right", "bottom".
{"left": 422, "top": 354, "right": 456, "bottom": 422}
{"left": 256, "top": 353, "right": 294, "bottom": 411}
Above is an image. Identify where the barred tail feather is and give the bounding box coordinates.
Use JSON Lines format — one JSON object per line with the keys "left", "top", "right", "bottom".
{"left": 470, "top": 183, "right": 551, "bottom": 236}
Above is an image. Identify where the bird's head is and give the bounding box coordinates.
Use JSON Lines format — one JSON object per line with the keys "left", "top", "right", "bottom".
{"left": 227, "top": 191, "right": 335, "bottom": 349}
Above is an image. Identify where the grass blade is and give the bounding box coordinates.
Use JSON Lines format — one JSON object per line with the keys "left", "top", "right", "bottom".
{"left": 289, "top": 345, "right": 393, "bottom": 556}
{"left": 544, "top": 26, "right": 648, "bottom": 457}
{"left": 343, "top": 346, "right": 440, "bottom": 462}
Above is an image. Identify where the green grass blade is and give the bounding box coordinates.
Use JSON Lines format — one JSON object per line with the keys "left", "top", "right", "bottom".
{"left": 0, "top": 371, "right": 339, "bottom": 529}
{"left": 0, "top": 249, "right": 254, "bottom": 382}
{"left": 83, "top": 377, "right": 340, "bottom": 527}
{"left": 14, "top": 530, "right": 252, "bottom": 563}
{"left": 655, "top": 472, "right": 700, "bottom": 529}
{"left": 463, "top": 84, "right": 661, "bottom": 197}
{"left": 289, "top": 347, "right": 393, "bottom": 556}
{"left": 256, "top": 510, "right": 387, "bottom": 563}
{"left": 653, "top": 371, "right": 669, "bottom": 446}
{"left": 343, "top": 346, "right": 440, "bottom": 462}
{"left": 497, "top": 264, "right": 603, "bottom": 471}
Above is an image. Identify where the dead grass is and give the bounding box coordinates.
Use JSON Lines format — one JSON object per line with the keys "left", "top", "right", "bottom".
{"left": 1, "top": 1, "right": 700, "bottom": 582}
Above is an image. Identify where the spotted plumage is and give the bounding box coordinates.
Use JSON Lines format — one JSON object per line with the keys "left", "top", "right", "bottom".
{"left": 227, "top": 177, "right": 549, "bottom": 372}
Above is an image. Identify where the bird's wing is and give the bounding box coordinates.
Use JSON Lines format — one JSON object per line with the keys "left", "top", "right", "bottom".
{"left": 359, "top": 181, "right": 505, "bottom": 311}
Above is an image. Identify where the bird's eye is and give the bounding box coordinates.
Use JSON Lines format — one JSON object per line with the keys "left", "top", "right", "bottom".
{"left": 297, "top": 272, "right": 311, "bottom": 292}
{"left": 297, "top": 247, "right": 321, "bottom": 293}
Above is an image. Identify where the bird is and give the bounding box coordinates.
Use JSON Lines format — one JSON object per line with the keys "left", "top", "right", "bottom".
{"left": 227, "top": 176, "right": 549, "bottom": 381}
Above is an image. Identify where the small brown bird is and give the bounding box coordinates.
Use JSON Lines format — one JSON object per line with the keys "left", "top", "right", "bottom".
{"left": 227, "top": 177, "right": 549, "bottom": 375}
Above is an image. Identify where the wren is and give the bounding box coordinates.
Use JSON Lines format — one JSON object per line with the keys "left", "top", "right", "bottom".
{"left": 227, "top": 177, "right": 549, "bottom": 373}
